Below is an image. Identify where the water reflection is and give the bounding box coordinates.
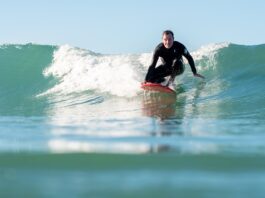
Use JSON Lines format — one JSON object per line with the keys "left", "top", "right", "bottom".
{"left": 45, "top": 82, "right": 222, "bottom": 154}
{"left": 141, "top": 86, "right": 186, "bottom": 140}
{"left": 142, "top": 91, "right": 177, "bottom": 120}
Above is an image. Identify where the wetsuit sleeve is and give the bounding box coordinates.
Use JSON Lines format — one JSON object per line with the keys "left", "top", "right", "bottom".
{"left": 182, "top": 48, "right": 197, "bottom": 74}
{"left": 149, "top": 47, "right": 160, "bottom": 69}
{"left": 145, "top": 47, "right": 160, "bottom": 81}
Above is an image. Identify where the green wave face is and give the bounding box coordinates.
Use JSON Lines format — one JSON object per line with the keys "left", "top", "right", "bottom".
{"left": 0, "top": 44, "right": 56, "bottom": 115}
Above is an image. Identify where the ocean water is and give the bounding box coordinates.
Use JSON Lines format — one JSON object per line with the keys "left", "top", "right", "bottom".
{"left": 0, "top": 43, "right": 265, "bottom": 197}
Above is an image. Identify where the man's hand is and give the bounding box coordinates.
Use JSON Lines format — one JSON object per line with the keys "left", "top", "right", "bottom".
{"left": 194, "top": 73, "right": 205, "bottom": 79}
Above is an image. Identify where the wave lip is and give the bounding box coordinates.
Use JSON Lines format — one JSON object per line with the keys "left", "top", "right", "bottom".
{"left": 192, "top": 42, "right": 230, "bottom": 60}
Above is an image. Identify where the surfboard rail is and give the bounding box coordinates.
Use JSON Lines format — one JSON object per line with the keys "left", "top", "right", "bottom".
{"left": 141, "top": 82, "right": 175, "bottom": 93}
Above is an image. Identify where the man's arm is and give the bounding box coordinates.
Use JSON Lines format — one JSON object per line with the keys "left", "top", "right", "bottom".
{"left": 145, "top": 48, "right": 159, "bottom": 81}
{"left": 183, "top": 48, "right": 197, "bottom": 74}
{"left": 149, "top": 47, "right": 160, "bottom": 68}
{"left": 183, "top": 48, "right": 205, "bottom": 79}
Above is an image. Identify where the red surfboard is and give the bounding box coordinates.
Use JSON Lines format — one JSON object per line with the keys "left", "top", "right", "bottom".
{"left": 141, "top": 82, "right": 175, "bottom": 94}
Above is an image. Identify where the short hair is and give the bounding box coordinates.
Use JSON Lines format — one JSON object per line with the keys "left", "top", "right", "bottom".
{"left": 162, "top": 30, "right": 174, "bottom": 38}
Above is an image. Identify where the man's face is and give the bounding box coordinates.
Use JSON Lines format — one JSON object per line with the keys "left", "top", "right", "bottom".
{"left": 162, "top": 34, "right": 174, "bottom": 49}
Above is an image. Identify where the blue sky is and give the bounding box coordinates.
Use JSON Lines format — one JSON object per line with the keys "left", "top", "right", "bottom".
{"left": 1, "top": 0, "right": 265, "bottom": 53}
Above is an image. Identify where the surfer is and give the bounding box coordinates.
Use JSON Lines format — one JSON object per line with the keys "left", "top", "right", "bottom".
{"left": 145, "top": 30, "right": 205, "bottom": 85}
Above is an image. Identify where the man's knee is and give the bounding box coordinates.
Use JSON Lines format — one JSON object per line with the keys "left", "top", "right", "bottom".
{"left": 176, "top": 64, "right": 185, "bottom": 75}
{"left": 173, "top": 60, "right": 185, "bottom": 75}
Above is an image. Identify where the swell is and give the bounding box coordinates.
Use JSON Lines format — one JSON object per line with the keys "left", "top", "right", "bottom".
{"left": 0, "top": 43, "right": 264, "bottom": 117}
{"left": 1, "top": 152, "right": 265, "bottom": 171}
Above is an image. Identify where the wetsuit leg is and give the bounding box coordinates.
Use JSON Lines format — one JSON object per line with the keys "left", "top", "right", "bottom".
{"left": 145, "top": 64, "right": 172, "bottom": 83}
{"left": 164, "top": 60, "right": 185, "bottom": 85}
{"left": 171, "top": 59, "right": 185, "bottom": 78}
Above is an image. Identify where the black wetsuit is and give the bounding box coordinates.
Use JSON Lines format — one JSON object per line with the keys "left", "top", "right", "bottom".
{"left": 145, "top": 41, "right": 197, "bottom": 83}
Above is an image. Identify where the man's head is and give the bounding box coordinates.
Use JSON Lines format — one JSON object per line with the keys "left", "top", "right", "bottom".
{"left": 162, "top": 30, "right": 174, "bottom": 49}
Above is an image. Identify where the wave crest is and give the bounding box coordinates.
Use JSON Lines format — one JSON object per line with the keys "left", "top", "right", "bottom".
{"left": 42, "top": 45, "right": 145, "bottom": 97}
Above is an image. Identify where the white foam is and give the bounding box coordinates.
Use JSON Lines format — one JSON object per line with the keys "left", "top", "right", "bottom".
{"left": 42, "top": 45, "right": 151, "bottom": 97}
{"left": 48, "top": 139, "right": 150, "bottom": 154}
